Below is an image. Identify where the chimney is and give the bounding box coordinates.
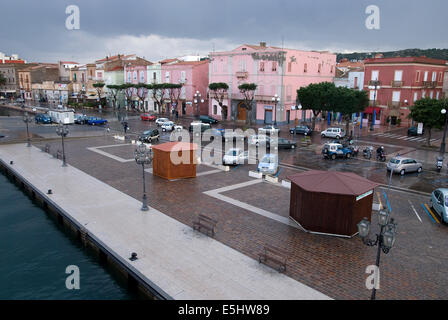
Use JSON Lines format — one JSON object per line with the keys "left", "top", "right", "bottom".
{"left": 260, "top": 42, "right": 266, "bottom": 48}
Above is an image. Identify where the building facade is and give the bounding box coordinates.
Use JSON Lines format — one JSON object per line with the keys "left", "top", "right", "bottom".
{"left": 363, "top": 57, "right": 448, "bottom": 126}
{"left": 208, "top": 43, "right": 336, "bottom": 124}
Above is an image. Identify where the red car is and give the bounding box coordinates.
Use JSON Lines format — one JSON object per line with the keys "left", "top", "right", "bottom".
{"left": 140, "top": 113, "right": 156, "bottom": 121}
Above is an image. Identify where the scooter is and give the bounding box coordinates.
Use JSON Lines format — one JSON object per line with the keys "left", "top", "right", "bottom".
{"left": 363, "top": 146, "right": 374, "bottom": 159}
{"left": 376, "top": 151, "right": 386, "bottom": 162}
{"left": 437, "top": 156, "right": 443, "bottom": 172}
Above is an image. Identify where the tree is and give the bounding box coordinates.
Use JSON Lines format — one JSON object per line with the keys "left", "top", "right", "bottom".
{"left": 238, "top": 83, "right": 257, "bottom": 125}
{"left": 150, "top": 83, "right": 170, "bottom": 114}
{"left": 408, "top": 98, "right": 445, "bottom": 146}
{"left": 134, "top": 83, "right": 149, "bottom": 112}
{"left": 209, "top": 82, "right": 229, "bottom": 120}
{"left": 106, "top": 84, "right": 122, "bottom": 109}
{"left": 296, "top": 82, "right": 338, "bottom": 131}
{"left": 333, "top": 87, "right": 369, "bottom": 135}
{"left": 120, "top": 83, "right": 134, "bottom": 110}
{"left": 166, "top": 83, "right": 183, "bottom": 118}
{"left": 93, "top": 82, "right": 105, "bottom": 107}
{"left": 0, "top": 74, "right": 6, "bottom": 86}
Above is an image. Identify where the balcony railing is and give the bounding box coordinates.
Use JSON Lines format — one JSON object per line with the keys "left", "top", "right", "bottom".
{"left": 391, "top": 81, "right": 403, "bottom": 87}
{"left": 388, "top": 101, "right": 402, "bottom": 108}
{"left": 235, "top": 71, "right": 248, "bottom": 79}
{"left": 422, "top": 81, "right": 436, "bottom": 88}
{"left": 368, "top": 80, "right": 381, "bottom": 86}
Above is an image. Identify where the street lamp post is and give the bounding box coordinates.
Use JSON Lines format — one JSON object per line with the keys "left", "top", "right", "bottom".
{"left": 194, "top": 90, "right": 204, "bottom": 119}
{"left": 272, "top": 94, "right": 280, "bottom": 125}
{"left": 357, "top": 210, "right": 397, "bottom": 300}
{"left": 56, "top": 122, "right": 69, "bottom": 167}
{"left": 134, "top": 144, "right": 153, "bottom": 211}
{"left": 440, "top": 108, "right": 448, "bottom": 156}
{"left": 22, "top": 112, "right": 32, "bottom": 147}
{"left": 368, "top": 80, "right": 381, "bottom": 131}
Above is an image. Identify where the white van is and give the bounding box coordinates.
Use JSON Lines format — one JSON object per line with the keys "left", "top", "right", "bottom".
{"left": 320, "top": 127, "right": 345, "bottom": 139}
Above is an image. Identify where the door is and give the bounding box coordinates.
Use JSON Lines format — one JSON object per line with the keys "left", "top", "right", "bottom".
{"left": 264, "top": 110, "right": 272, "bottom": 124}
{"left": 182, "top": 102, "right": 186, "bottom": 115}
{"left": 286, "top": 110, "right": 290, "bottom": 124}
{"left": 237, "top": 102, "right": 247, "bottom": 121}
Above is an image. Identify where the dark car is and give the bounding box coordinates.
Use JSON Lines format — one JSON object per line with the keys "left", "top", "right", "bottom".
{"left": 211, "top": 128, "right": 245, "bottom": 142}
{"left": 139, "top": 129, "right": 160, "bottom": 143}
{"left": 87, "top": 117, "right": 108, "bottom": 125}
{"left": 199, "top": 115, "right": 219, "bottom": 124}
{"left": 289, "top": 125, "right": 312, "bottom": 135}
{"left": 74, "top": 114, "right": 88, "bottom": 124}
{"left": 35, "top": 114, "right": 52, "bottom": 124}
{"left": 274, "top": 138, "right": 297, "bottom": 149}
{"left": 408, "top": 126, "right": 424, "bottom": 136}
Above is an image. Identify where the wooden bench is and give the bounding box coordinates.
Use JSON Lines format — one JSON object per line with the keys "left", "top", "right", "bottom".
{"left": 258, "top": 244, "right": 288, "bottom": 272}
{"left": 193, "top": 214, "right": 218, "bottom": 237}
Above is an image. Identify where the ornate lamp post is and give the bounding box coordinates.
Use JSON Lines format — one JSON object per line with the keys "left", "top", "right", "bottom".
{"left": 357, "top": 210, "right": 397, "bottom": 300}
{"left": 134, "top": 144, "right": 153, "bottom": 211}
{"left": 272, "top": 94, "right": 280, "bottom": 125}
{"left": 194, "top": 90, "right": 204, "bottom": 119}
{"left": 440, "top": 108, "right": 448, "bottom": 156}
{"left": 56, "top": 122, "right": 69, "bottom": 167}
{"left": 22, "top": 112, "right": 32, "bottom": 147}
{"left": 368, "top": 80, "right": 381, "bottom": 131}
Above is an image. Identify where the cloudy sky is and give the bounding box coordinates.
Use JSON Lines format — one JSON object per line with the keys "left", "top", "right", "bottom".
{"left": 1, "top": 0, "right": 447, "bottom": 63}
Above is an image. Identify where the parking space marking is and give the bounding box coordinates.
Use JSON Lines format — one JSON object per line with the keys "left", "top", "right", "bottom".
{"left": 87, "top": 144, "right": 135, "bottom": 163}
{"left": 421, "top": 203, "right": 440, "bottom": 224}
{"left": 408, "top": 200, "right": 422, "bottom": 223}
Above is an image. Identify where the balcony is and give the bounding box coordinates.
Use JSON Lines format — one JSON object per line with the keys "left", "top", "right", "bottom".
{"left": 235, "top": 71, "right": 248, "bottom": 79}
{"left": 391, "top": 81, "right": 403, "bottom": 88}
{"left": 387, "top": 101, "right": 403, "bottom": 108}
{"left": 255, "top": 95, "right": 275, "bottom": 102}
{"left": 422, "top": 81, "right": 436, "bottom": 88}
{"left": 368, "top": 80, "right": 381, "bottom": 86}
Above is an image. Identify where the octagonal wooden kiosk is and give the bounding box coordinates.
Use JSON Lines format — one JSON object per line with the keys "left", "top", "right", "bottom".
{"left": 288, "top": 170, "right": 379, "bottom": 237}
{"left": 151, "top": 142, "right": 198, "bottom": 180}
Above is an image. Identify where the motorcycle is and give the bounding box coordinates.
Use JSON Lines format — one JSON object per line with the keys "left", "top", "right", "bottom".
{"left": 437, "top": 156, "right": 443, "bottom": 172}
{"left": 363, "top": 146, "right": 374, "bottom": 159}
{"left": 376, "top": 151, "right": 386, "bottom": 162}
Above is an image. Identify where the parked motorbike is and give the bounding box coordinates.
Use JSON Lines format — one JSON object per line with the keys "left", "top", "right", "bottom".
{"left": 437, "top": 156, "right": 443, "bottom": 172}
{"left": 363, "top": 146, "right": 374, "bottom": 159}
{"left": 376, "top": 151, "right": 386, "bottom": 162}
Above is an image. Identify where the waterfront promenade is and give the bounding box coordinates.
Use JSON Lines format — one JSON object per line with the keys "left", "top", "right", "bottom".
{"left": 0, "top": 143, "right": 330, "bottom": 300}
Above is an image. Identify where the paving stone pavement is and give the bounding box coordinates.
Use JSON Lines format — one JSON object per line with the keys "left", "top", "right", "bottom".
{"left": 31, "top": 135, "right": 448, "bottom": 300}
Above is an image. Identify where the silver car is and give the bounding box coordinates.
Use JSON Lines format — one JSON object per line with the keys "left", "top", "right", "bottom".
{"left": 387, "top": 156, "right": 422, "bottom": 175}
{"left": 320, "top": 127, "right": 346, "bottom": 139}
{"left": 430, "top": 188, "right": 448, "bottom": 223}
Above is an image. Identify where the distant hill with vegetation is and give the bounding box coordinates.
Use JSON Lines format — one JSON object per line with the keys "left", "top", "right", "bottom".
{"left": 337, "top": 48, "right": 448, "bottom": 62}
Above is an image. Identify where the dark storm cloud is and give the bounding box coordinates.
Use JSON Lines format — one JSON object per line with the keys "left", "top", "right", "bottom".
{"left": 1, "top": 0, "right": 447, "bottom": 62}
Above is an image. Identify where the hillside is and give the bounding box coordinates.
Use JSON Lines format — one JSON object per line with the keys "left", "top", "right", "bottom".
{"left": 337, "top": 48, "right": 448, "bottom": 62}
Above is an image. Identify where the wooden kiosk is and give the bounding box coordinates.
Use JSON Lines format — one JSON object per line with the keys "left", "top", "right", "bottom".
{"left": 288, "top": 170, "right": 379, "bottom": 237}
{"left": 151, "top": 142, "right": 198, "bottom": 180}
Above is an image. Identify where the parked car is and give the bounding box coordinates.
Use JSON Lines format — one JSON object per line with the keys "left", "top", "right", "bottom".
{"left": 155, "top": 117, "right": 170, "bottom": 126}
{"left": 161, "top": 121, "right": 175, "bottom": 132}
{"left": 189, "top": 122, "right": 211, "bottom": 134}
{"left": 321, "top": 127, "right": 346, "bottom": 139}
{"left": 211, "top": 128, "right": 245, "bottom": 142}
{"left": 289, "top": 125, "right": 312, "bottom": 135}
{"left": 74, "top": 114, "right": 88, "bottom": 124}
{"left": 387, "top": 156, "right": 422, "bottom": 175}
{"left": 139, "top": 129, "right": 160, "bottom": 143}
{"left": 275, "top": 138, "right": 297, "bottom": 149}
{"left": 257, "top": 153, "right": 279, "bottom": 175}
{"left": 140, "top": 113, "right": 156, "bottom": 121}
{"left": 222, "top": 148, "right": 248, "bottom": 165}
{"left": 322, "top": 143, "right": 353, "bottom": 160}
{"left": 258, "top": 125, "right": 280, "bottom": 135}
{"left": 248, "top": 134, "right": 271, "bottom": 147}
{"left": 408, "top": 126, "right": 424, "bottom": 136}
{"left": 35, "top": 113, "right": 52, "bottom": 124}
{"left": 199, "top": 115, "right": 219, "bottom": 124}
{"left": 430, "top": 188, "right": 448, "bottom": 223}
{"left": 87, "top": 117, "right": 107, "bottom": 125}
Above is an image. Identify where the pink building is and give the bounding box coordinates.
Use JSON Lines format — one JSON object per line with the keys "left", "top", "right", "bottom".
{"left": 161, "top": 60, "right": 209, "bottom": 116}
{"left": 123, "top": 57, "right": 153, "bottom": 109}
{"left": 208, "top": 43, "right": 336, "bottom": 124}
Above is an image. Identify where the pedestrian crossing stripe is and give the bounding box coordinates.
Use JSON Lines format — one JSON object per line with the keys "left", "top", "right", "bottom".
{"left": 372, "top": 133, "right": 438, "bottom": 142}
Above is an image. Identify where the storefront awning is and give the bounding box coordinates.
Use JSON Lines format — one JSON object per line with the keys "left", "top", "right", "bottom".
{"left": 363, "top": 107, "right": 382, "bottom": 114}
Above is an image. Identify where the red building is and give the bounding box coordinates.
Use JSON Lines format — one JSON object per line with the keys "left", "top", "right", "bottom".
{"left": 363, "top": 56, "right": 448, "bottom": 126}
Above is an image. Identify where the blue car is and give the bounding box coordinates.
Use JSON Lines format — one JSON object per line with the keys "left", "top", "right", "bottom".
{"left": 35, "top": 114, "right": 52, "bottom": 124}
{"left": 87, "top": 117, "right": 108, "bottom": 125}
{"left": 322, "top": 142, "right": 353, "bottom": 160}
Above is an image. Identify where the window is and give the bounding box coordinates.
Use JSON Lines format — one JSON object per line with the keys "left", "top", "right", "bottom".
{"left": 127, "top": 72, "right": 131, "bottom": 82}
{"left": 369, "top": 90, "right": 376, "bottom": 100}
{"left": 260, "top": 61, "right": 265, "bottom": 72}
{"left": 432, "top": 72, "right": 437, "bottom": 82}
{"left": 394, "top": 70, "right": 403, "bottom": 81}
{"left": 213, "top": 105, "right": 217, "bottom": 115}
{"left": 153, "top": 72, "right": 156, "bottom": 81}
{"left": 423, "top": 71, "right": 428, "bottom": 81}
{"left": 133, "top": 71, "right": 137, "bottom": 80}
{"left": 331, "top": 65, "right": 334, "bottom": 73}
{"left": 436, "top": 91, "right": 440, "bottom": 99}
{"left": 239, "top": 59, "right": 246, "bottom": 72}
{"left": 318, "top": 63, "right": 321, "bottom": 73}
{"left": 439, "top": 72, "right": 443, "bottom": 82}
{"left": 430, "top": 91, "right": 434, "bottom": 99}
{"left": 422, "top": 90, "right": 426, "bottom": 98}
{"left": 392, "top": 91, "right": 401, "bottom": 102}
{"left": 354, "top": 77, "right": 358, "bottom": 88}
{"left": 272, "top": 61, "right": 277, "bottom": 72}
{"left": 413, "top": 92, "right": 418, "bottom": 102}
{"left": 165, "top": 71, "right": 170, "bottom": 83}
{"left": 287, "top": 62, "right": 292, "bottom": 72}
{"left": 415, "top": 71, "right": 420, "bottom": 82}
{"left": 304, "top": 63, "right": 307, "bottom": 73}
{"left": 371, "top": 70, "right": 379, "bottom": 81}
{"left": 140, "top": 71, "right": 144, "bottom": 82}
{"left": 181, "top": 71, "right": 186, "bottom": 82}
